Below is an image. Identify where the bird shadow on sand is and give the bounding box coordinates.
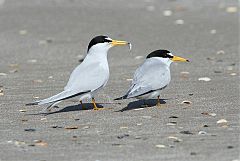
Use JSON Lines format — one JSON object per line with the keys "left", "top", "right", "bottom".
{"left": 27, "top": 103, "right": 103, "bottom": 116}
{"left": 116, "top": 99, "right": 167, "bottom": 112}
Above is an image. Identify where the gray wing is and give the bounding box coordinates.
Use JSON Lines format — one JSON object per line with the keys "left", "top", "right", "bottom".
{"left": 64, "top": 60, "right": 109, "bottom": 92}
{"left": 27, "top": 60, "right": 108, "bottom": 106}
{"left": 125, "top": 59, "right": 170, "bottom": 98}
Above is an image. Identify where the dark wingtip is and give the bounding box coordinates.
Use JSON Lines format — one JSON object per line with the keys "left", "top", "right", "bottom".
{"left": 114, "top": 95, "right": 127, "bottom": 100}
{"left": 25, "top": 102, "right": 39, "bottom": 106}
{"left": 114, "top": 97, "right": 122, "bottom": 101}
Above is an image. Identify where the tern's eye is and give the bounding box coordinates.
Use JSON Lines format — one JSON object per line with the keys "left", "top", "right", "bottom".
{"left": 167, "top": 54, "right": 173, "bottom": 58}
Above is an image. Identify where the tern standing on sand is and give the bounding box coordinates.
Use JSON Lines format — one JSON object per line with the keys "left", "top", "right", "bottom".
{"left": 115, "top": 49, "right": 189, "bottom": 107}
{"left": 27, "top": 35, "right": 130, "bottom": 111}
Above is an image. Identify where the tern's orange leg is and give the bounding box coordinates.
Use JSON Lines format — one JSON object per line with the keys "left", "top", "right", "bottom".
{"left": 92, "top": 98, "right": 104, "bottom": 110}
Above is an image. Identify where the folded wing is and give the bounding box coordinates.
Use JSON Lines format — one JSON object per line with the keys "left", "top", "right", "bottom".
{"left": 116, "top": 59, "right": 170, "bottom": 99}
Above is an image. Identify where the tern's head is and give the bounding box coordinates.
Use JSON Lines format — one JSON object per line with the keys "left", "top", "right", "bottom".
{"left": 87, "top": 35, "right": 129, "bottom": 53}
{"left": 146, "top": 49, "right": 189, "bottom": 65}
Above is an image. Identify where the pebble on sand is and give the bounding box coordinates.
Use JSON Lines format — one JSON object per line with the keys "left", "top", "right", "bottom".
{"left": 117, "top": 134, "right": 129, "bottom": 139}
{"left": 163, "top": 10, "right": 172, "bottom": 16}
{"left": 155, "top": 144, "right": 166, "bottom": 148}
{"left": 0, "top": 88, "right": 4, "bottom": 96}
{"left": 180, "top": 130, "right": 194, "bottom": 135}
{"left": 27, "top": 59, "right": 37, "bottom": 63}
{"left": 65, "top": 126, "right": 79, "bottom": 130}
{"left": 226, "top": 7, "right": 238, "bottom": 13}
{"left": 198, "top": 77, "right": 211, "bottom": 82}
{"left": 40, "top": 118, "right": 47, "bottom": 121}
{"left": 181, "top": 100, "right": 192, "bottom": 105}
{"left": 216, "top": 50, "right": 225, "bottom": 55}
{"left": 168, "top": 136, "right": 182, "bottom": 142}
{"left": 24, "top": 128, "right": 36, "bottom": 132}
{"left": 120, "top": 126, "right": 128, "bottom": 129}
{"left": 210, "top": 29, "right": 217, "bottom": 34}
{"left": 9, "top": 69, "right": 18, "bottom": 73}
{"left": 39, "top": 40, "right": 47, "bottom": 45}
{"left": 175, "top": 19, "right": 184, "bottom": 25}
{"left": 169, "top": 116, "right": 178, "bottom": 118}
{"left": 32, "top": 79, "right": 43, "bottom": 83}
{"left": 135, "top": 56, "right": 144, "bottom": 60}
{"left": 230, "top": 73, "right": 237, "bottom": 76}
{"left": 14, "top": 140, "right": 26, "bottom": 147}
{"left": 0, "top": 73, "right": 7, "bottom": 76}
{"left": 19, "top": 30, "right": 27, "bottom": 35}
{"left": 180, "top": 71, "right": 190, "bottom": 75}
{"left": 19, "top": 109, "right": 27, "bottom": 113}
{"left": 217, "top": 119, "right": 228, "bottom": 124}
{"left": 201, "top": 112, "right": 216, "bottom": 117}
{"left": 198, "top": 131, "right": 207, "bottom": 135}
{"left": 166, "top": 122, "right": 177, "bottom": 126}
{"left": 34, "top": 140, "right": 48, "bottom": 147}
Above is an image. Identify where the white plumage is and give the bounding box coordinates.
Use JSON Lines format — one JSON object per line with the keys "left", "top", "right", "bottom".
{"left": 26, "top": 35, "right": 129, "bottom": 111}
{"left": 115, "top": 50, "right": 189, "bottom": 106}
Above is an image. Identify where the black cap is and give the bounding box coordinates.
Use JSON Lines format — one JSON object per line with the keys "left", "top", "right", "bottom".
{"left": 87, "top": 35, "right": 112, "bottom": 52}
{"left": 146, "top": 50, "right": 173, "bottom": 59}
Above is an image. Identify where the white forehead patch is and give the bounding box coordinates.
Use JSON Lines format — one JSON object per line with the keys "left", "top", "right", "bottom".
{"left": 105, "top": 37, "right": 112, "bottom": 41}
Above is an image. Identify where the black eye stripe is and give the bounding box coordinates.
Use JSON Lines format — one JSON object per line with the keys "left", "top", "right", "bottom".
{"left": 146, "top": 50, "right": 173, "bottom": 59}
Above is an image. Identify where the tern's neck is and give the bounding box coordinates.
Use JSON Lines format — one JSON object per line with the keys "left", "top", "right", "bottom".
{"left": 85, "top": 48, "right": 109, "bottom": 65}
{"left": 87, "top": 47, "right": 109, "bottom": 59}
{"left": 158, "top": 58, "right": 172, "bottom": 67}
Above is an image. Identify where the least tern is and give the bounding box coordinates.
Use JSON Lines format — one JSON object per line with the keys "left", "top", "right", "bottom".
{"left": 26, "top": 35, "right": 130, "bottom": 111}
{"left": 115, "top": 49, "right": 189, "bottom": 106}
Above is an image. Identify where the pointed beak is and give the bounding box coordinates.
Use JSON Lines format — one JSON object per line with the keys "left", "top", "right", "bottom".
{"left": 111, "top": 40, "right": 129, "bottom": 46}
{"left": 171, "top": 55, "right": 189, "bottom": 62}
